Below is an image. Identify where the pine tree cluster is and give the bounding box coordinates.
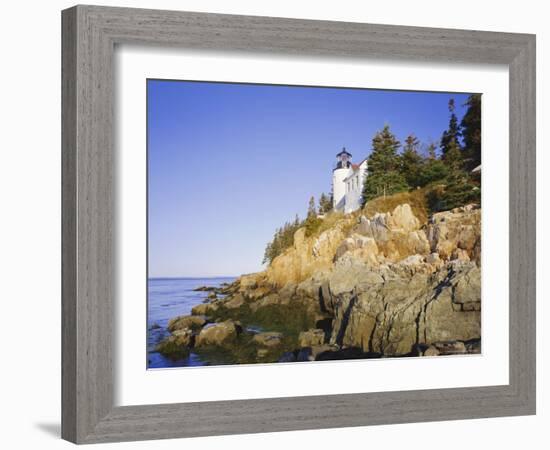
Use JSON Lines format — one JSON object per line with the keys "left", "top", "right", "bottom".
{"left": 362, "top": 94, "right": 481, "bottom": 210}
{"left": 262, "top": 193, "right": 333, "bottom": 264}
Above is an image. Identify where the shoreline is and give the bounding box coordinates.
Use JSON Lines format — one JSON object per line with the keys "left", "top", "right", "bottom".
{"left": 153, "top": 202, "right": 482, "bottom": 367}
{"left": 147, "top": 277, "right": 237, "bottom": 368}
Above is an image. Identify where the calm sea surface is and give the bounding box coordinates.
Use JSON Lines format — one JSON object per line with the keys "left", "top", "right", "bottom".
{"left": 147, "top": 277, "right": 236, "bottom": 369}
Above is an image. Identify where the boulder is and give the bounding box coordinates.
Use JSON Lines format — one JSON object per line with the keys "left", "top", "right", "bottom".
{"left": 452, "top": 248, "right": 471, "bottom": 262}
{"left": 167, "top": 315, "right": 206, "bottom": 332}
{"left": 295, "top": 274, "right": 328, "bottom": 301}
{"left": 388, "top": 204, "right": 421, "bottom": 232}
{"left": 422, "top": 286, "right": 480, "bottom": 344}
{"left": 155, "top": 340, "right": 189, "bottom": 359}
{"left": 426, "top": 252, "right": 442, "bottom": 266}
{"left": 432, "top": 340, "right": 467, "bottom": 355}
{"left": 238, "top": 273, "right": 259, "bottom": 291}
{"left": 353, "top": 205, "right": 431, "bottom": 263}
{"left": 252, "top": 332, "right": 284, "bottom": 348}
{"left": 249, "top": 293, "right": 285, "bottom": 313}
{"left": 329, "top": 261, "right": 481, "bottom": 356}
{"left": 357, "top": 203, "right": 420, "bottom": 235}
{"left": 170, "top": 328, "right": 195, "bottom": 347}
{"left": 298, "top": 329, "right": 325, "bottom": 347}
{"left": 451, "top": 264, "right": 481, "bottom": 306}
{"left": 191, "top": 302, "right": 220, "bottom": 316}
{"left": 237, "top": 273, "right": 273, "bottom": 300}
{"left": 423, "top": 345, "right": 440, "bottom": 357}
{"left": 404, "top": 230, "right": 431, "bottom": 255}
{"left": 398, "top": 254, "right": 425, "bottom": 267}
{"left": 334, "top": 234, "right": 379, "bottom": 265}
{"left": 426, "top": 205, "right": 481, "bottom": 262}
{"left": 155, "top": 329, "right": 195, "bottom": 358}
{"left": 355, "top": 213, "right": 392, "bottom": 241}
{"left": 224, "top": 293, "right": 245, "bottom": 309}
{"left": 193, "top": 285, "right": 217, "bottom": 292}
{"left": 328, "top": 264, "right": 385, "bottom": 298}
{"left": 312, "top": 226, "right": 346, "bottom": 258}
{"left": 195, "top": 320, "right": 241, "bottom": 348}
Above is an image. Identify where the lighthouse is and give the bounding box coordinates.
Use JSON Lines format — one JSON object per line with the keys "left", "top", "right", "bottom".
{"left": 332, "top": 147, "right": 369, "bottom": 213}
{"left": 332, "top": 147, "right": 353, "bottom": 211}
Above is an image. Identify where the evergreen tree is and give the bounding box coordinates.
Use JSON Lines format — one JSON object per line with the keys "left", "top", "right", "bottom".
{"left": 403, "top": 134, "right": 420, "bottom": 153}
{"left": 418, "top": 158, "right": 449, "bottom": 187}
{"left": 362, "top": 125, "right": 408, "bottom": 205}
{"left": 304, "top": 195, "right": 323, "bottom": 236}
{"left": 307, "top": 196, "right": 317, "bottom": 218}
{"left": 400, "top": 134, "right": 423, "bottom": 188}
{"left": 444, "top": 137, "right": 464, "bottom": 171}
{"left": 426, "top": 142, "right": 437, "bottom": 159}
{"left": 461, "top": 94, "right": 482, "bottom": 170}
{"left": 318, "top": 193, "right": 333, "bottom": 214}
{"left": 430, "top": 169, "right": 480, "bottom": 212}
{"left": 262, "top": 243, "right": 273, "bottom": 265}
{"left": 427, "top": 137, "right": 480, "bottom": 212}
{"left": 415, "top": 142, "right": 449, "bottom": 187}
{"left": 262, "top": 216, "right": 304, "bottom": 264}
{"left": 440, "top": 98, "right": 462, "bottom": 159}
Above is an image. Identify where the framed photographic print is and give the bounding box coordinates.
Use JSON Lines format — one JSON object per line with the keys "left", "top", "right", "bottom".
{"left": 62, "top": 5, "right": 536, "bottom": 444}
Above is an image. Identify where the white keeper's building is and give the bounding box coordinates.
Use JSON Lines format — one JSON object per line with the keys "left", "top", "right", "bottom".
{"left": 332, "top": 148, "right": 368, "bottom": 214}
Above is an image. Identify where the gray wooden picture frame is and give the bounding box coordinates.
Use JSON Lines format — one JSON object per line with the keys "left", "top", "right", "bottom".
{"left": 61, "top": 4, "right": 536, "bottom": 444}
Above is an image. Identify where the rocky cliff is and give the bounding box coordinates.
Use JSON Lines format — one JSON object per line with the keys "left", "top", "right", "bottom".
{"left": 158, "top": 201, "right": 481, "bottom": 363}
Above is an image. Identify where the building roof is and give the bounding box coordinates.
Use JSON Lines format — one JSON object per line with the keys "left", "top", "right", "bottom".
{"left": 343, "top": 158, "right": 368, "bottom": 181}
{"left": 351, "top": 158, "right": 368, "bottom": 171}
{"left": 336, "top": 147, "right": 352, "bottom": 158}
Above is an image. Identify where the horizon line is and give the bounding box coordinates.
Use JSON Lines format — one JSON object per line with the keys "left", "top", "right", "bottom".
{"left": 148, "top": 275, "right": 239, "bottom": 280}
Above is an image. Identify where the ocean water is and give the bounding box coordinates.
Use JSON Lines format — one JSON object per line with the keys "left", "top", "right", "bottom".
{"left": 147, "top": 277, "right": 236, "bottom": 369}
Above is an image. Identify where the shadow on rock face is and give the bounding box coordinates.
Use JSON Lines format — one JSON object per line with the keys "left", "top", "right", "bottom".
{"left": 278, "top": 346, "right": 382, "bottom": 363}
{"left": 315, "top": 347, "right": 381, "bottom": 361}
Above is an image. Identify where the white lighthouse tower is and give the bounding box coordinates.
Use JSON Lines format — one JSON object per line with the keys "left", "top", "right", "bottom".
{"left": 332, "top": 147, "right": 353, "bottom": 211}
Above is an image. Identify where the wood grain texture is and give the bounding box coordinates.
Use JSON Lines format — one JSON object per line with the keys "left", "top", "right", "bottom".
{"left": 61, "top": 7, "right": 77, "bottom": 443}
{"left": 61, "top": 4, "right": 536, "bottom": 444}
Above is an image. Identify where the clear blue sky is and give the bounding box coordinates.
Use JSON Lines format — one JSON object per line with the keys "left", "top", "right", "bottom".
{"left": 148, "top": 79, "right": 470, "bottom": 277}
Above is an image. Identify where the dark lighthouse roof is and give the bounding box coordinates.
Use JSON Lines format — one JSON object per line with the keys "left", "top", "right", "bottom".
{"left": 334, "top": 147, "right": 353, "bottom": 170}
{"left": 336, "top": 147, "right": 352, "bottom": 158}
